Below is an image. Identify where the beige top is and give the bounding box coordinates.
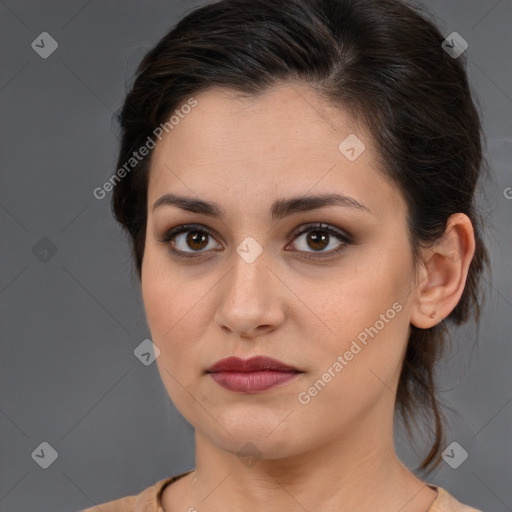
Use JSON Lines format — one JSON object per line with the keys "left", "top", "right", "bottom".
{"left": 81, "top": 469, "right": 483, "bottom": 512}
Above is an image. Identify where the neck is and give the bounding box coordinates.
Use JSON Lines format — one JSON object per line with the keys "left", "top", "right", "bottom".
{"left": 172, "top": 399, "right": 438, "bottom": 512}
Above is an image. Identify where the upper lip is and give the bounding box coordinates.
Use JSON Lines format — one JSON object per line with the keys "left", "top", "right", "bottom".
{"left": 206, "top": 356, "right": 301, "bottom": 373}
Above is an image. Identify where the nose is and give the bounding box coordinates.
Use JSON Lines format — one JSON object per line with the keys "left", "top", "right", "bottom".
{"left": 214, "top": 248, "right": 287, "bottom": 339}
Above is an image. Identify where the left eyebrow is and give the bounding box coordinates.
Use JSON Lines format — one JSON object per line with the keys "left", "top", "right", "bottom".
{"left": 152, "top": 192, "right": 374, "bottom": 219}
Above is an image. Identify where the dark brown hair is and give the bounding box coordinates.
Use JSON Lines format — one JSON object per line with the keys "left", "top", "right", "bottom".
{"left": 111, "top": 0, "right": 490, "bottom": 474}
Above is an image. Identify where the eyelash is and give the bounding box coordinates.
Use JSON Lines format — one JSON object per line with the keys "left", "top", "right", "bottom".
{"left": 157, "top": 222, "right": 353, "bottom": 261}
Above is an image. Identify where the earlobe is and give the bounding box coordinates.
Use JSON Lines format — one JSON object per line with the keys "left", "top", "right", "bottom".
{"left": 410, "top": 213, "right": 476, "bottom": 329}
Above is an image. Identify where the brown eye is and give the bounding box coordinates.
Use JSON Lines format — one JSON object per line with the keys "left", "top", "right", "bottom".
{"left": 158, "top": 224, "right": 222, "bottom": 260}
{"left": 304, "top": 230, "right": 330, "bottom": 251}
{"left": 184, "top": 230, "right": 209, "bottom": 251}
{"left": 287, "top": 223, "right": 352, "bottom": 260}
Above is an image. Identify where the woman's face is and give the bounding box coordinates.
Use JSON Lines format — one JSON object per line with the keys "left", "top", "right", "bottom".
{"left": 141, "top": 83, "right": 419, "bottom": 460}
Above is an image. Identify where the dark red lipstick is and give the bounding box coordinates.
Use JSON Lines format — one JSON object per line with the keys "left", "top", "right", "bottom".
{"left": 206, "top": 356, "right": 302, "bottom": 393}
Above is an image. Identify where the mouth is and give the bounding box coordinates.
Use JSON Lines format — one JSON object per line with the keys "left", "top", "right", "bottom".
{"left": 206, "top": 356, "right": 303, "bottom": 393}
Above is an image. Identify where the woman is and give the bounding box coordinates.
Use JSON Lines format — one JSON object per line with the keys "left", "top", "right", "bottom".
{"left": 83, "top": 0, "right": 490, "bottom": 510}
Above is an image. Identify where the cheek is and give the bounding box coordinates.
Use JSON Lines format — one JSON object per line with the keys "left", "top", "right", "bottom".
{"left": 141, "top": 260, "right": 204, "bottom": 413}
{"left": 296, "top": 304, "right": 408, "bottom": 428}
{"left": 318, "top": 248, "right": 410, "bottom": 334}
{"left": 142, "top": 250, "right": 198, "bottom": 335}
{"left": 141, "top": 254, "right": 215, "bottom": 374}
{"left": 299, "top": 246, "right": 412, "bottom": 390}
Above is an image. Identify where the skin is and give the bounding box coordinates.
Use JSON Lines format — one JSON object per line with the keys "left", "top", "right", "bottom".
{"left": 140, "top": 82, "right": 476, "bottom": 512}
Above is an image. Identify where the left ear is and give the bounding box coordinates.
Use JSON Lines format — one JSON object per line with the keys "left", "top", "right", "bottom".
{"left": 410, "top": 213, "right": 476, "bottom": 329}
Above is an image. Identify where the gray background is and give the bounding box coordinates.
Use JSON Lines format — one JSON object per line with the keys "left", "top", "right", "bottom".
{"left": 0, "top": 1, "right": 510, "bottom": 511}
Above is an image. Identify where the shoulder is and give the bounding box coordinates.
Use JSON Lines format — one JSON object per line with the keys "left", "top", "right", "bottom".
{"left": 79, "top": 471, "right": 193, "bottom": 512}
{"left": 429, "top": 485, "right": 483, "bottom": 512}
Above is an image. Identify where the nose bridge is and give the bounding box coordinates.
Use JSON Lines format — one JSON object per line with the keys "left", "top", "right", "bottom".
{"left": 225, "top": 242, "right": 270, "bottom": 304}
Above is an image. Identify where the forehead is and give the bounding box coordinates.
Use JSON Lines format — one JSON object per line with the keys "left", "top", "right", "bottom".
{"left": 147, "top": 83, "right": 406, "bottom": 220}
{"left": 151, "top": 83, "right": 363, "bottom": 167}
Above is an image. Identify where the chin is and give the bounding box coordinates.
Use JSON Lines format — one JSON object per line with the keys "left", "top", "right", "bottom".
{"left": 204, "top": 421, "right": 303, "bottom": 459}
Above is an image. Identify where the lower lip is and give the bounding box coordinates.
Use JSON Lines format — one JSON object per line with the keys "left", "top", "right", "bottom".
{"left": 208, "top": 371, "right": 300, "bottom": 393}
